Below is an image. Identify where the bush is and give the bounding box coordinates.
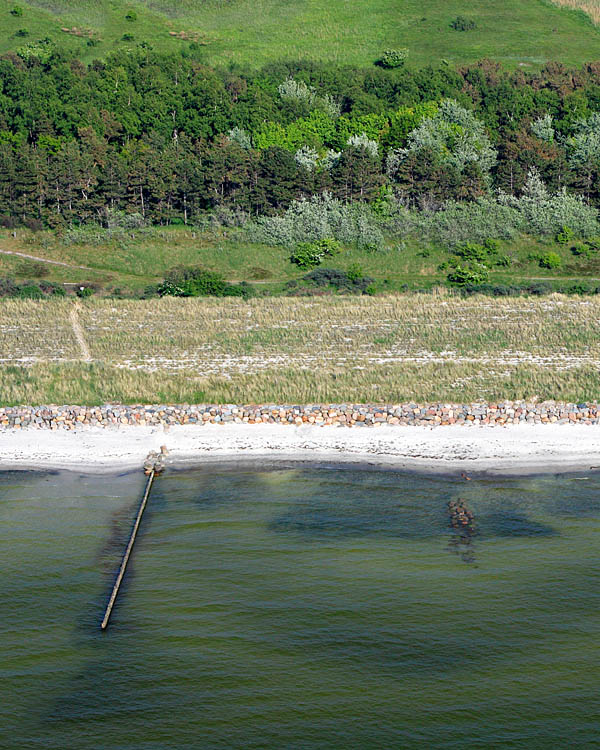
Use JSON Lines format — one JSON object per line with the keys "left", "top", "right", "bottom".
{"left": 157, "top": 266, "right": 253, "bottom": 298}
{"left": 450, "top": 16, "right": 476, "bottom": 31}
{"left": 125, "top": 10, "right": 137, "bottom": 21}
{"left": 10, "top": 6, "right": 23, "bottom": 16}
{"left": 38, "top": 280, "right": 65, "bottom": 296}
{"left": 122, "top": 33, "right": 135, "bottom": 41}
{"left": 447, "top": 262, "right": 489, "bottom": 286}
{"left": 0, "top": 278, "right": 19, "bottom": 297}
{"left": 556, "top": 225, "right": 575, "bottom": 244}
{"left": 538, "top": 251, "right": 562, "bottom": 269}
{"left": 571, "top": 242, "right": 596, "bottom": 258}
{"left": 17, "top": 283, "right": 44, "bottom": 299}
{"left": 296, "top": 267, "right": 374, "bottom": 294}
{"left": 290, "top": 238, "right": 341, "bottom": 269}
{"left": 22, "top": 217, "right": 43, "bottom": 232}
{"left": 15, "top": 28, "right": 29, "bottom": 37}
{"left": 377, "top": 49, "right": 408, "bottom": 69}
{"left": 76, "top": 286, "right": 94, "bottom": 298}
{"left": 248, "top": 193, "right": 385, "bottom": 252}
{"left": 455, "top": 242, "right": 488, "bottom": 263}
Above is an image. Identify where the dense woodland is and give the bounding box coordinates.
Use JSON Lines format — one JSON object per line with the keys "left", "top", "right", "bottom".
{"left": 3, "top": 45, "right": 600, "bottom": 232}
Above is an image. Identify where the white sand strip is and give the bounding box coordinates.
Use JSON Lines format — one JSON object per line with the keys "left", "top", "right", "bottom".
{"left": 1, "top": 422, "right": 600, "bottom": 475}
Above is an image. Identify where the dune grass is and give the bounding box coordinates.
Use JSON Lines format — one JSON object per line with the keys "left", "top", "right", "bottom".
{"left": 1, "top": 0, "right": 599, "bottom": 69}
{"left": 2, "top": 295, "right": 600, "bottom": 404}
{"left": 551, "top": 0, "right": 600, "bottom": 24}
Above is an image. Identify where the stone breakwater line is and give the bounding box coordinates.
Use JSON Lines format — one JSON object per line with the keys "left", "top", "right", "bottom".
{"left": 1, "top": 402, "right": 600, "bottom": 430}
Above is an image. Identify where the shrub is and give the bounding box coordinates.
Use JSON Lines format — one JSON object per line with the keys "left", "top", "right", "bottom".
{"left": 15, "top": 28, "right": 29, "bottom": 37}
{"left": 17, "top": 283, "right": 43, "bottom": 299}
{"left": 556, "top": 225, "right": 575, "bottom": 244}
{"left": 538, "top": 251, "right": 561, "bottom": 269}
{"left": 125, "top": 10, "right": 137, "bottom": 21}
{"left": 450, "top": 16, "right": 476, "bottom": 31}
{"left": 0, "top": 278, "right": 19, "bottom": 297}
{"left": 248, "top": 193, "right": 385, "bottom": 251}
{"left": 499, "top": 171, "right": 599, "bottom": 238}
{"left": 455, "top": 242, "right": 488, "bottom": 263}
{"left": 447, "top": 262, "right": 489, "bottom": 286}
{"left": 290, "top": 238, "right": 341, "bottom": 269}
{"left": 158, "top": 266, "right": 253, "bottom": 298}
{"left": 22, "top": 217, "right": 43, "bottom": 232}
{"left": 299, "top": 267, "right": 374, "bottom": 293}
{"left": 10, "top": 6, "right": 23, "bottom": 16}
{"left": 76, "top": 286, "right": 94, "bottom": 298}
{"left": 0, "top": 215, "right": 19, "bottom": 229}
{"left": 122, "top": 33, "right": 134, "bottom": 41}
{"left": 377, "top": 49, "right": 408, "bottom": 69}
{"left": 571, "top": 243, "right": 596, "bottom": 258}
{"left": 38, "top": 280, "right": 65, "bottom": 296}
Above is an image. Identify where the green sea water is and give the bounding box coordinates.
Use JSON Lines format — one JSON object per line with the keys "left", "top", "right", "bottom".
{"left": 1, "top": 464, "right": 599, "bottom": 749}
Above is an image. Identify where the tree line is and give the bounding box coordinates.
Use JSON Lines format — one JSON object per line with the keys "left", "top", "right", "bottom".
{"left": 3, "top": 45, "right": 600, "bottom": 228}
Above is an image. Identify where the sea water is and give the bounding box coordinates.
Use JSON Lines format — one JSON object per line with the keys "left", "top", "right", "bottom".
{"left": 1, "top": 464, "right": 599, "bottom": 749}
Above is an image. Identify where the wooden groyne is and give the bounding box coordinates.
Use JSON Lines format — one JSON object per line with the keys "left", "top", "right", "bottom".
{"left": 100, "top": 449, "right": 166, "bottom": 631}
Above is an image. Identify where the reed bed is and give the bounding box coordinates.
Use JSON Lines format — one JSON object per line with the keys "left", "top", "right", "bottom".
{"left": 2, "top": 295, "right": 600, "bottom": 404}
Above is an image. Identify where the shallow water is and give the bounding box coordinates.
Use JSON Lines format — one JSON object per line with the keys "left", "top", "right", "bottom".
{"left": 1, "top": 465, "right": 599, "bottom": 749}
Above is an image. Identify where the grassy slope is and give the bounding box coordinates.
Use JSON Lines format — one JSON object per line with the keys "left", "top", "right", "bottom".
{"left": 1, "top": 227, "right": 597, "bottom": 294}
{"left": 1, "top": 0, "right": 599, "bottom": 68}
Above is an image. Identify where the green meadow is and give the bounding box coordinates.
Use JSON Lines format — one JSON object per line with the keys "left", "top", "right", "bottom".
{"left": 2, "top": 0, "right": 600, "bottom": 68}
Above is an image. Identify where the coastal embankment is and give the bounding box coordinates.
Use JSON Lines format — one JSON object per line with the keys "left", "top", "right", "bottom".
{"left": 1, "top": 402, "right": 599, "bottom": 475}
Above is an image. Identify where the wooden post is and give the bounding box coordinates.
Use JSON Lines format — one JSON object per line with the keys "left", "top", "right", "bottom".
{"left": 101, "top": 470, "right": 155, "bottom": 630}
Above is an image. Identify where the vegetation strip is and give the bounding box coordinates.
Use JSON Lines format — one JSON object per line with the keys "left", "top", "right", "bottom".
{"left": 1, "top": 402, "right": 599, "bottom": 430}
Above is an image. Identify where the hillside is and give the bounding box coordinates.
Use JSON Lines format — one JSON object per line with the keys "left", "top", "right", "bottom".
{"left": 2, "top": 0, "right": 600, "bottom": 68}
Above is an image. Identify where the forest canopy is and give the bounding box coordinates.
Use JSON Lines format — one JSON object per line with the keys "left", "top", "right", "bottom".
{"left": 2, "top": 47, "right": 600, "bottom": 232}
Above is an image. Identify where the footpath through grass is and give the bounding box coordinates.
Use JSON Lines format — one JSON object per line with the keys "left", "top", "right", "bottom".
{"left": 2, "top": 295, "right": 600, "bottom": 405}
{"left": 1, "top": 0, "right": 599, "bottom": 68}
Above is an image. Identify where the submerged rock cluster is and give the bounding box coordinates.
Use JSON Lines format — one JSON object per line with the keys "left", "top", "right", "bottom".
{"left": 0, "top": 401, "right": 599, "bottom": 430}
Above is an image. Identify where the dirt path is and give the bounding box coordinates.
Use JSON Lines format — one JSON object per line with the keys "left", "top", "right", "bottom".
{"left": 69, "top": 303, "right": 92, "bottom": 362}
{"left": 0, "top": 247, "right": 93, "bottom": 271}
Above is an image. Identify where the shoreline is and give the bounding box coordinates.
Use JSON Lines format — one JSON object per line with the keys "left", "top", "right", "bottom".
{"left": 1, "top": 421, "right": 600, "bottom": 475}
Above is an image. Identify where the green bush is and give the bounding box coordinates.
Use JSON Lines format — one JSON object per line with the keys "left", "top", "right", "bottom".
{"left": 556, "top": 225, "right": 575, "bottom": 244}
{"left": 121, "top": 33, "right": 135, "bottom": 41}
{"left": 290, "top": 238, "right": 341, "bottom": 269}
{"left": 299, "top": 267, "right": 374, "bottom": 294}
{"left": 571, "top": 242, "right": 597, "bottom": 258}
{"left": 15, "top": 28, "right": 29, "bottom": 37}
{"left": 447, "top": 262, "right": 489, "bottom": 286}
{"left": 125, "top": 10, "right": 137, "bottom": 21}
{"left": 10, "top": 6, "right": 23, "bottom": 16}
{"left": 76, "top": 286, "right": 94, "bottom": 298}
{"left": 377, "top": 49, "right": 408, "bottom": 69}
{"left": 455, "top": 242, "right": 488, "bottom": 263}
{"left": 538, "top": 251, "right": 562, "bottom": 269}
{"left": 450, "top": 16, "right": 476, "bottom": 31}
{"left": 158, "top": 266, "right": 253, "bottom": 298}
{"left": 17, "top": 284, "right": 43, "bottom": 299}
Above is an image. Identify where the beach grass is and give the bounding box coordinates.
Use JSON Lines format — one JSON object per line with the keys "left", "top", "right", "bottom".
{"left": 2, "top": 295, "right": 600, "bottom": 404}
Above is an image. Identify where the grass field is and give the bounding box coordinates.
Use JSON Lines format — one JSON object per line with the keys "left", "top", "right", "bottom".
{"left": 2, "top": 295, "right": 600, "bottom": 404}
{"left": 1, "top": 226, "right": 598, "bottom": 295}
{"left": 2, "top": 0, "right": 599, "bottom": 68}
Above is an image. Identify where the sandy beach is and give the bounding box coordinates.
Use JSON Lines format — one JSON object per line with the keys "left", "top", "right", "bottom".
{"left": 1, "top": 421, "right": 599, "bottom": 475}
